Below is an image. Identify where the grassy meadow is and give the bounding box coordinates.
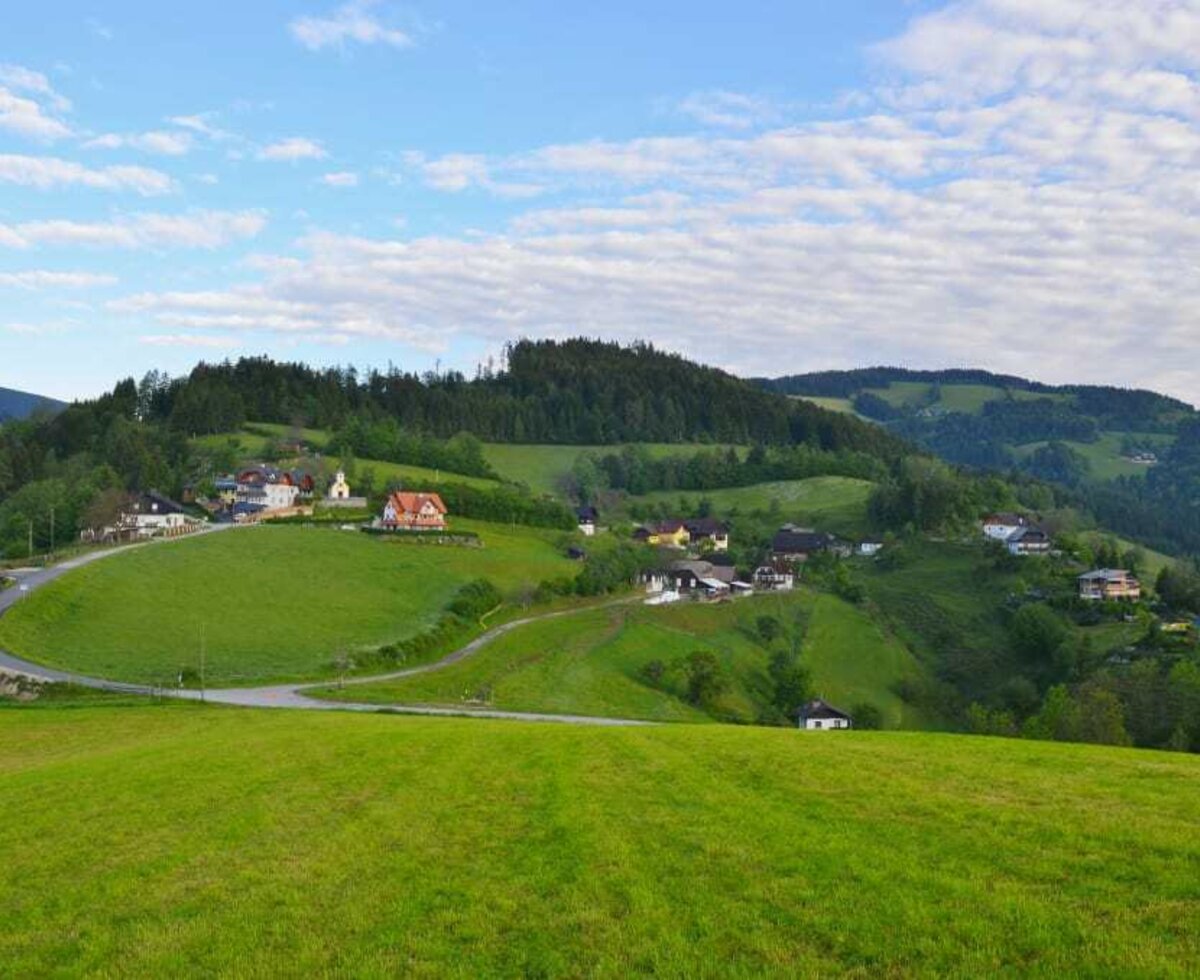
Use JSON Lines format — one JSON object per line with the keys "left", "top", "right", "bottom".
{"left": 1013, "top": 430, "right": 1175, "bottom": 482}
{"left": 325, "top": 590, "right": 929, "bottom": 728}
{"left": 482, "top": 442, "right": 744, "bottom": 495}
{"left": 0, "top": 522, "right": 579, "bottom": 686}
{"left": 1, "top": 706, "right": 1197, "bottom": 976}
{"left": 631, "top": 475, "right": 874, "bottom": 536}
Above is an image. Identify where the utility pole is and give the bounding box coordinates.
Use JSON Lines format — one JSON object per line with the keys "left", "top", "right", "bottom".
{"left": 49, "top": 505, "right": 55, "bottom": 556}
{"left": 28, "top": 520, "right": 33, "bottom": 560}
{"left": 199, "top": 623, "right": 206, "bottom": 703}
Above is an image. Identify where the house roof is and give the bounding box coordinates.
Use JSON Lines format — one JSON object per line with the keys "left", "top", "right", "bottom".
{"left": 799, "top": 698, "right": 852, "bottom": 721}
{"left": 698, "top": 577, "right": 730, "bottom": 591}
{"left": 983, "top": 512, "right": 1028, "bottom": 526}
{"left": 387, "top": 491, "right": 447, "bottom": 515}
{"left": 1008, "top": 526, "right": 1049, "bottom": 542}
{"left": 131, "top": 491, "right": 185, "bottom": 515}
{"left": 636, "top": 520, "right": 687, "bottom": 536}
{"left": 684, "top": 517, "right": 728, "bottom": 536}
{"left": 772, "top": 529, "right": 837, "bottom": 553}
{"left": 576, "top": 505, "right": 598, "bottom": 521}
{"left": 1079, "top": 568, "right": 1135, "bottom": 582}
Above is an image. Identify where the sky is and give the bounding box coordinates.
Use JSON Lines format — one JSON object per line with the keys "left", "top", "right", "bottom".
{"left": 1, "top": 1, "right": 1199, "bottom": 403}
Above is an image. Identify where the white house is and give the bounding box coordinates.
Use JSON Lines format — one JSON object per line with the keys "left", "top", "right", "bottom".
{"left": 263, "top": 482, "right": 300, "bottom": 512}
{"left": 752, "top": 565, "right": 794, "bottom": 591}
{"left": 576, "top": 505, "right": 598, "bottom": 537}
{"left": 119, "top": 492, "right": 199, "bottom": 539}
{"left": 982, "top": 512, "right": 1029, "bottom": 541}
{"left": 1006, "top": 526, "right": 1052, "bottom": 556}
{"left": 858, "top": 540, "right": 884, "bottom": 557}
{"left": 798, "top": 699, "right": 853, "bottom": 730}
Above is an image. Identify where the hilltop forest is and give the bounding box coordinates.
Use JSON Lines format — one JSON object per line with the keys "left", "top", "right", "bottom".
{"left": 761, "top": 367, "right": 1200, "bottom": 560}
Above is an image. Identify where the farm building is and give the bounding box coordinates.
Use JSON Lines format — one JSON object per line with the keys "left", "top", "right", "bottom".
{"left": 798, "top": 699, "right": 853, "bottom": 731}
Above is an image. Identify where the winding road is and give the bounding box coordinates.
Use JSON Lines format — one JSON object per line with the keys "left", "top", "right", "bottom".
{"left": 0, "top": 530, "right": 650, "bottom": 726}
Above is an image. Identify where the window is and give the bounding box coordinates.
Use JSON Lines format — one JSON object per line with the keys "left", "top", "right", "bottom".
{"left": 813, "top": 720, "right": 822, "bottom": 729}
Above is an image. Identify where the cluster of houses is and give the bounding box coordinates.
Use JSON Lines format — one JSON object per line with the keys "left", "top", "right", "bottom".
{"left": 208, "top": 467, "right": 368, "bottom": 523}
{"left": 981, "top": 512, "right": 1052, "bottom": 556}
{"left": 981, "top": 512, "right": 1143, "bottom": 602}
{"left": 632, "top": 517, "right": 730, "bottom": 551}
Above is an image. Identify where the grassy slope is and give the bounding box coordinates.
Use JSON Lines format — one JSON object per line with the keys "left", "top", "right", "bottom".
{"left": 632, "top": 476, "right": 874, "bottom": 536}
{"left": 483, "top": 443, "right": 744, "bottom": 495}
{"left": 1, "top": 707, "right": 1196, "bottom": 977}
{"left": 1013, "top": 430, "right": 1175, "bottom": 481}
{"left": 327, "top": 590, "right": 929, "bottom": 728}
{"left": 0, "top": 522, "right": 578, "bottom": 685}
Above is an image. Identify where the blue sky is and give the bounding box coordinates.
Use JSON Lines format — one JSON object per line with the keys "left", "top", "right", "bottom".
{"left": 2, "top": 1, "right": 1199, "bottom": 402}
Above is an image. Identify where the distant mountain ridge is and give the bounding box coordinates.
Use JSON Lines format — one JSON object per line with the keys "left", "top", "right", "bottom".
{"left": 755, "top": 365, "right": 1200, "bottom": 558}
{"left": 0, "top": 386, "right": 66, "bottom": 422}
{"left": 755, "top": 366, "right": 1195, "bottom": 414}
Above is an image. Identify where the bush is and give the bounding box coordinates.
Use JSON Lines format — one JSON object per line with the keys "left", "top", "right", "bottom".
{"left": 851, "top": 702, "right": 883, "bottom": 730}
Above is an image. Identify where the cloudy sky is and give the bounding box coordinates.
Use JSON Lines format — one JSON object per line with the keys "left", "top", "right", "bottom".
{"left": 2, "top": 1, "right": 1199, "bottom": 402}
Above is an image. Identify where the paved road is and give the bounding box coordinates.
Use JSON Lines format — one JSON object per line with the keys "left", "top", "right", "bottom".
{"left": 0, "top": 541, "right": 650, "bottom": 727}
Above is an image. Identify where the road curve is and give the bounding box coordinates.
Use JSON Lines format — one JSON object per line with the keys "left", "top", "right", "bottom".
{"left": 0, "top": 538, "right": 651, "bottom": 727}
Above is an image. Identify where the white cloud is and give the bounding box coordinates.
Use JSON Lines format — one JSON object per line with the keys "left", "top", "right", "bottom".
{"left": 0, "top": 85, "right": 72, "bottom": 141}
{"left": 677, "top": 90, "right": 780, "bottom": 130}
{"left": 0, "top": 154, "right": 174, "bottom": 194}
{"left": 258, "top": 137, "right": 328, "bottom": 161}
{"left": 290, "top": 0, "right": 414, "bottom": 51}
{"left": 0, "top": 270, "right": 116, "bottom": 289}
{"left": 140, "top": 334, "right": 239, "bottom": 349}
{"left": 83, "top": 130, "right": 194, "bottom": 155}
{"left": 0, "top": 210, "right": 267, "bottom": 250}
{"left": 98, "top": 0, "right": 1200, "bottom": 400}
{"left": 0, "top": 65, "right": 71, "bottom": 110}
{"left": 320, "top": 170, "right": 359, "bottom": 187}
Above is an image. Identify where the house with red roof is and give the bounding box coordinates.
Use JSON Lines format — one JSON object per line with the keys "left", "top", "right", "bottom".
{"left": 381, "top": 491, "right": 448, "bottom": 531}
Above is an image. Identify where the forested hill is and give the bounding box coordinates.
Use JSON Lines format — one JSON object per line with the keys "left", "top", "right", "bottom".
{"left": 135, "top": 340, "right": 906, "bottom": 456}
{"left": 756, "top": 365, "right": 1200, "bottom": 558}
{"left": 0, "top": 386, "right": 65, "bottom": 422}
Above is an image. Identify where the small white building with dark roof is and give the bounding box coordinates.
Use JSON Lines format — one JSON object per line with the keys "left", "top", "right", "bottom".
{"left": 798, "top": 698, "right": 853, "bottom": 731}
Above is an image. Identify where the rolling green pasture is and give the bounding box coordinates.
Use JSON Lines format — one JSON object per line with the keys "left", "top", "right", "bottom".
{"left": 482, "top": 442, "right": 744, "bottom": 495}
{"left": 1013, "top": 430, "right": 1175, "bottom": 481}
{"left": 331, "top": 455, "right": 500, "bottom": 491}
{"left": 0, "top": 523, "right": 579, "bottom": 685}
{"left": 864, "top": 382, "right": 1070, "bottom": 415}
{"left": 794, "top": 395, "right": 858, "bottom": 415}
{"left": 191, "top": 422, "right": 333, "bottom": 457}
{"left": 325, "top": 590, "right": 928, "bottom": 728}
{"left": 1, "top": 707, "right": 1197, "bottom": 976}
{"left": 632, "top": 475, "right": 874, "bottom": 535}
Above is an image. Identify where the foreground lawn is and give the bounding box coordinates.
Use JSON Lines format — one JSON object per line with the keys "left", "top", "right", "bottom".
{"left": 329, "top": 591, "right": 931, "bottom": 727}
{"left": 0, "top": 523, "right": 578, "bottom": 685}
{"left": 0, "top": 708, "right": 1196, "bottom": 976}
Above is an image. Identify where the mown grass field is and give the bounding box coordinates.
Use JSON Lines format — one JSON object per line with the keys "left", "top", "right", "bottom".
{"left": 632, "top": 475, "right": 874, "bottom": 536}
{"left": 1, "top": 707, "right": 1196, "bottom": 976}
{"left": 326, "top": 590, "right": 928, "bottom": 728}
{"left": 0, "top": 523, "right": 579, "bottom": 685}
{"left": 482, "top": 442, "right": 744, "bottom": 495}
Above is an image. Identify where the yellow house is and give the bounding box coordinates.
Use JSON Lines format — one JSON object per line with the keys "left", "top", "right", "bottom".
{"left": 634, "top": 521, "right": 691, "bottom": 549}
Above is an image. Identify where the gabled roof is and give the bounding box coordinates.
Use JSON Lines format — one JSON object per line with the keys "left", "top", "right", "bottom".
{"left": 983, "top": 512, "right": 1028, "bottom": 526}
{"left": 1007, "top": 526, "right": 1049, "bottom": 542}
{"left": 576, "top": 505, "right": 599, "bottom": 521}
{"left": 684, "top": 517, "right": 728, "bottom": 536}
{"left": 772, "top": 529, "right": 837, "bottom": 553}
{"left": 1079, "top": 568, "right": 1135, "bottom": 582}
{"left": 799, "top": 698, "right": 852, "bottom": 721}
{"left": 387, "top": 491, "right": 447, "bottom": 515}
{"left": 131, "top": 491, "right": 185, "bottom": 515}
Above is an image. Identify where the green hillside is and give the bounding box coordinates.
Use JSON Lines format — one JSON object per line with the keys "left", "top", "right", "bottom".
{"left": 1, "top": 707, "right": 1196, "bottom": 976}
{"left": 630, "top": 475, "right": 873, "bottom": 536}
{"left": 322, "top": 590, "right": 929, "bottom": 728}
{"left": 482, "top": 442, "right": 744, "bottom": 495}
{"left": 0, "top": 523, "right": 579, "bottom": 686}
